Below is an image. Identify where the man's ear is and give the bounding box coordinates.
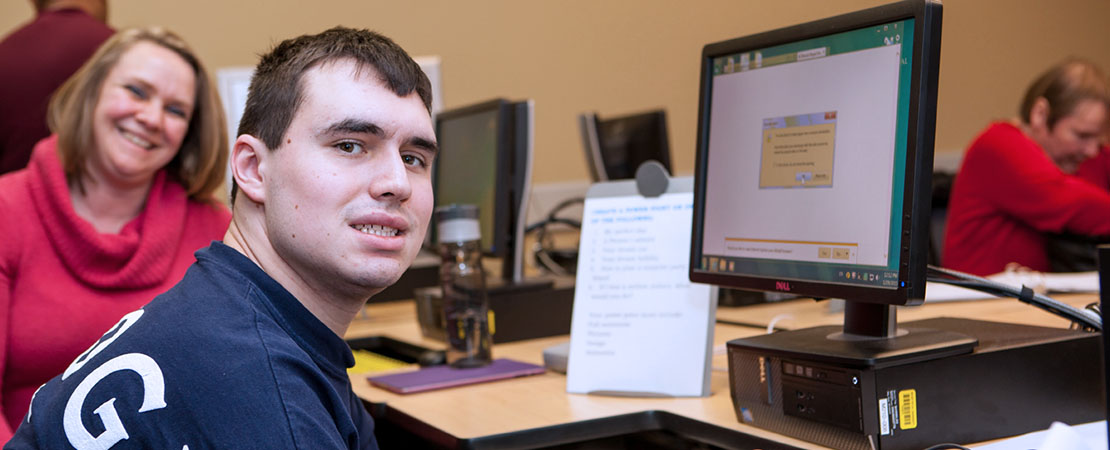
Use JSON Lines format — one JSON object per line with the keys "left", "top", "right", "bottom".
{"left": 1029, "top": 97, "right": 1051, "bottom": 130}
{"left": 230, "top": 135, "right": 268, "bottom": 205}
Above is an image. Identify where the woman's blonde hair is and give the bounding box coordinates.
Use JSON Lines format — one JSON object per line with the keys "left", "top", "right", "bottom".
{"left": 48, "top": 26, "right": 227, "bottom": 201}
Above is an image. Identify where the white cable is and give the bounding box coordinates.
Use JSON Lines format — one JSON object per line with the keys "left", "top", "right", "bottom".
{"left": 766, "top": 314, "right": 794, "bottom": 334}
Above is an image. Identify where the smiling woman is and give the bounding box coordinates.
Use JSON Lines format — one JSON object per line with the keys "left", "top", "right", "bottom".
{"left": 0, "top": 27, "right": 231, "bottom": 440}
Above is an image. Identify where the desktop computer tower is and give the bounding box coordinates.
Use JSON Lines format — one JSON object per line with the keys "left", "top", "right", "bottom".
{"left": 727, "top": 317, "right": 1103, "bottom": 450}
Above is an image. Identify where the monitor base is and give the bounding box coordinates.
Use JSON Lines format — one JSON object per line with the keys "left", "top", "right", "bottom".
{"left": 416, "top": 277, "right": 575, "bottom": 344}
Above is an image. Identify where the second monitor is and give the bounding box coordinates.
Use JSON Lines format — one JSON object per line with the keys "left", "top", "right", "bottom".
{"left": 434, "top": 98, "right": 533, "bottom": 284}
{"left": 579, "top": 109, "right": 672, "bottom": 181}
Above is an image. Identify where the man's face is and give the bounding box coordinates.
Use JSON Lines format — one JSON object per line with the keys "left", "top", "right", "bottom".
{"left": 263, "top": 60, "right": 436, "bottom": 299}
{"left": 1034, "top": 99, "right": 1108, "bottom": 173}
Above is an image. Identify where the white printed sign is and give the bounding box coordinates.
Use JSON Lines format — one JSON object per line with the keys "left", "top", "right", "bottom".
{"left": 566, "top": 179, "right": 716, "bottom": 397}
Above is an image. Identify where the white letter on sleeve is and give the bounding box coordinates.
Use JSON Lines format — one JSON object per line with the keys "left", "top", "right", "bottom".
{"left": 64, "top": 310, "right": 144, "bottom": 380}
{"left": 63, "top": 353, "right": 167, "bottom": 450}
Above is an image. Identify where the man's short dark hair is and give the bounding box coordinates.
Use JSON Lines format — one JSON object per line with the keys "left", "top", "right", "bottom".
{"left": 232, "top": 27, "right": 433, "bottom": 201}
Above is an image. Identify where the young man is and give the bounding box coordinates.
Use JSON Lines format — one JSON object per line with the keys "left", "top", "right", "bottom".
{"left": 5, "top": 27, "right": 436, "bottom": 449}
{"left": 943, "top": 59, "right": 1110, "bottom": 276}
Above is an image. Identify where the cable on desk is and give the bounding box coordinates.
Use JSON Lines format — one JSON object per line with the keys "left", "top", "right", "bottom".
{"left": 766, "top": 313, "right": 794, "bottom": 334}
{"left": 525, "top": 197, "right": 583, "bottom": 234}
{"left": 715, "top": 318, "right": 790, "bottom": 332}
{"left": 527, "top": 197, "right": 583, "bottom": 276}
{"left": 927, "top": 265, "right": 1101, "bottom": 331}
{"left": 1078, "top": 302, "right": 1102, "bottom": 331}
{"left": 922, "top": 444, "right": 971, "bottom": 450}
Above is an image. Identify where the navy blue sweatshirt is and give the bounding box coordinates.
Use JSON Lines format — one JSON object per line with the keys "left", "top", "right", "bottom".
{"left": 7, "top": 242, "right": 378, "bottom": 449}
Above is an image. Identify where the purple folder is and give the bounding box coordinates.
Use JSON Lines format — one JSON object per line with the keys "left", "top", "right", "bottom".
{"left": 367, "top": 358, "right": 546, "bottom": 394}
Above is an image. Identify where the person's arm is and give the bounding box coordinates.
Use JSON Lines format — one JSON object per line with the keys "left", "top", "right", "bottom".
{"left": 1075, "top": 145, "right": 1110, "bottom": 192}
{"left": 968, "top": 135, "right": 1110, "bottom": 236}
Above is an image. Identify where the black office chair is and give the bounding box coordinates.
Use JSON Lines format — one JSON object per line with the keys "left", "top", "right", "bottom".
{"left": 929, "top": 171, "right": 955, "bottom": 266}
{"left": 1046, "top": 232, "right": 1103, "bottom": 272}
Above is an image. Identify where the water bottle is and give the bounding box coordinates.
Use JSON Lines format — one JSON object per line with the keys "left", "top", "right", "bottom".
{"left": 436, "top": 204, "right": 492, "bottom": 368}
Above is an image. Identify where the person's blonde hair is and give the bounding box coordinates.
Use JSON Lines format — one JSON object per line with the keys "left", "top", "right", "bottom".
{"left": 47, "top": 26, "right": 227, "bottom": 201}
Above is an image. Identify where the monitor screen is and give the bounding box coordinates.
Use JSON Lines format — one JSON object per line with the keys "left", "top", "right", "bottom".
{"left": 434, "top": 99, "right": 533, "bottom": 283}
{"left": 435, "top": 101, "right": 506, "bottom": 254}
{"left": 690, "top": 1, "right": 939, "bottom": 313}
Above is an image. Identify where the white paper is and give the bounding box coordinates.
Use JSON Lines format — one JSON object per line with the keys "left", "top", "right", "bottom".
{"left": 925, "top": 270, "right": 1099, "bottom": 303}
{"left": 973, "top": 421, "right": 1107, "bottom": 450}
{"left": 1042, "top": 271, "right": 1099, "bottom": 293}
{"left": 923, "top": 281, "right": 996, "bottom": 302}
{"left": 566, "top": 191, "right": 715, "bottom": 397}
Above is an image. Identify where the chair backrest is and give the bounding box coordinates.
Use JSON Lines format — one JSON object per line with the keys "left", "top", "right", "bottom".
{"left": 929, "top": 171, "right": 955, "bottom": 266}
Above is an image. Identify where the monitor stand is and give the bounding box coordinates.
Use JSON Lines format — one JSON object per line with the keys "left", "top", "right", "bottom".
{"left": 487, "top": 276, "right": 554, "bottom": 295}
{"left": 373, "top": 250, "right": 557, "bottom": 304}
{"left": 481, "top": 274, "right": 571, "bottom": 344}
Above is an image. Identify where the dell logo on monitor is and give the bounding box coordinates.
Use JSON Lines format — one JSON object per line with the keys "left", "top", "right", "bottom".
{"left": 775, "top": 281, "right": 792, "bottom": 291}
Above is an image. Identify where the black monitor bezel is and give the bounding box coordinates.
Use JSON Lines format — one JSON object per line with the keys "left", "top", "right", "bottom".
{"left": 433, "top": 98, "right": 515, "bottom": 259}
{"left": 688, "top": 0, "right": 942, "bottom": 306}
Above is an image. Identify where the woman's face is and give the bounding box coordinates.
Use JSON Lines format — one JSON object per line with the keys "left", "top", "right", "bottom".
{"left": 88, "top": 41, "right": 196, "bottom": 188}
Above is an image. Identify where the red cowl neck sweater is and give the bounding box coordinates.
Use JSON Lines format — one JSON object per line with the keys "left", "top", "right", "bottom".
{"left": 0, "top": 136, "right": 230, "bottom": 439}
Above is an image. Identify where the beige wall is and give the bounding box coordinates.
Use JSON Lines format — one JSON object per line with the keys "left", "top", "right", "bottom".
{"left": 3, "top": 1, "right": 1108, "bottom": 183}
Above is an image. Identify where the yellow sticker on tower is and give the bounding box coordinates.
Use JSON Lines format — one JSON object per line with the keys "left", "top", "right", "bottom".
{"left": 898, "top": 389, "right": 917, "bottom": 430}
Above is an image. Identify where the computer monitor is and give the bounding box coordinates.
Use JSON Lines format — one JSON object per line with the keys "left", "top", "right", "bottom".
{"left": 578, "top": 110, "right": 672, "bottom": 181}
{"left": 434, "top": 98, "right": 533, "bottom": 283}
{"left": 689, "top": 0, "right": 970, "bottom": 361}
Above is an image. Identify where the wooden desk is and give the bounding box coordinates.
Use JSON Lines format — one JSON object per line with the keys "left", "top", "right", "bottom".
{"left": 347, "top": 294, "right": 1099, "bottom": 449}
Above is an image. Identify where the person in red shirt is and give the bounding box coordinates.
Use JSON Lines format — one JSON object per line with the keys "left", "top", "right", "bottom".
{"left": 943, "top": 59, "right": 1110, "bottom": 276}
{"left": 0, "top": 27, "right": 229, "bottom": 440}
{"left": 0, "top": 0, "right": 114, "bottom": 175}
{"left": 1075, "top": 142, "right": 1110, "bottom": 192}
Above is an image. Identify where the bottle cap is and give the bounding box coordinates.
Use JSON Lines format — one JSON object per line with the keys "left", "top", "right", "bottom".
{"left": 435, "top": 204, "right": 481, "bottom": 243}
